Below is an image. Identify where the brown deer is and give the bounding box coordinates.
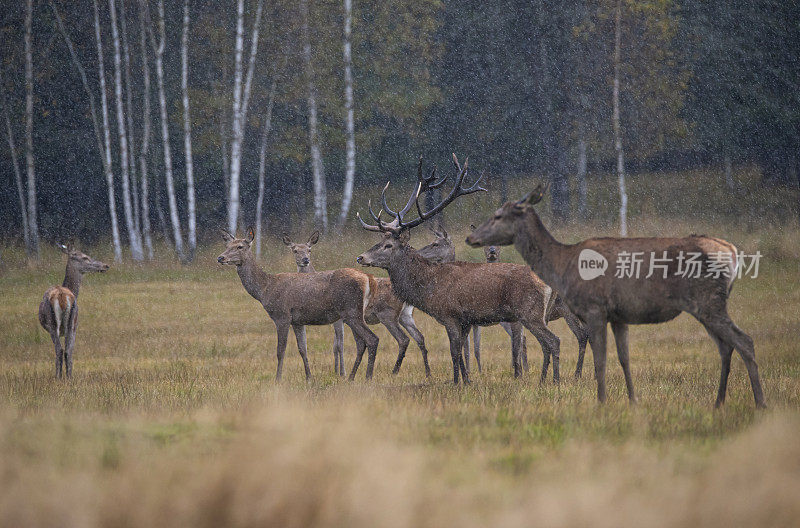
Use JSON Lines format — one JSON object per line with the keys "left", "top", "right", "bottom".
{"left": 466, "top": 184, "right": 766, "bottom": 408}
{"left": 282, "top": 231, "right": 432, "bottom": 377}
{"left": 218, "top": 227, "right": 380, "bottom": 381}
{"left": 38, "top": 242, "right": 109, "bottom": 378}
{"left": 356, "top": 155, "right": 560, "bottom": 385}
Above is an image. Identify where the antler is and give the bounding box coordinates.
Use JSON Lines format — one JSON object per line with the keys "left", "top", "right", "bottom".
{"left": 357, "top": 154, "right": 487, "bottom": 235}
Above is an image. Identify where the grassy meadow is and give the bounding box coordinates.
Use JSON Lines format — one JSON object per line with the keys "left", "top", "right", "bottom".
{"left": 1, "top": 168, "right": 799, "bottom": 527}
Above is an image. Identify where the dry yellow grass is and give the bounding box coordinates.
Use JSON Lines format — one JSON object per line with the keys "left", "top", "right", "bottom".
{"left": 1, "top": 168, "right": 799, "bottom": 527}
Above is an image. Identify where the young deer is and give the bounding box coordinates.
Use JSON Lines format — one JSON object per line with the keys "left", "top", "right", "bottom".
{"left": 356, "top": 155, "right": 560, "bottom": 385}
{"left": 282, "top": 230, "right": 346, "bottom": 376}
{"left": 467, "top": 184, "right": 766, "bottom": 408}
{"left": 219, "top": 227, "right": 380, "bottom": 381}
{"left": 38, "top": 242, "right": 109, "bottom": 378}
{"left": 282, "top": 231, "right": 432, "bottom": 377}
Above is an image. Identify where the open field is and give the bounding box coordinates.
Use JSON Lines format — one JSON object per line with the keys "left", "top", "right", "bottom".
{"left": 1, "top": 169, "right": 800, "bottom": 527}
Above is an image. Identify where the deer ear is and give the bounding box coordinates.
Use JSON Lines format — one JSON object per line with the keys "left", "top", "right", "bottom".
{"left": 308, "top": 230, "right": 320, "bottom": 246}
{"left": 59, "top": 243, "right": 70, "bottom": 254}
{"left": 221, "top": 228, "right": 235, "bottom": 242}
{"left": 245, "top": 226, "right": 255, "bottom": 244}
{"left": 519, "top": 183, "right": 549, "bottom": 206}
{"left": 281, "top": 233, "right": 292, "bottom": 246}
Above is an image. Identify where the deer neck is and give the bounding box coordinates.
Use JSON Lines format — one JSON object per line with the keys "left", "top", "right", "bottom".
{"left": 297, "top": 263, "right": 316, "bottom": 273}
{"left": 386, "top": 246, "right": 437, "bottom": 310}
{"left": 515, "top": 211, "right": 569, "bottom": 292}
{"left": 62, "top": 262, "right": 83, "bottom": 297}
{"left": 237, "top": 253, "right": 273, "bottom": 302}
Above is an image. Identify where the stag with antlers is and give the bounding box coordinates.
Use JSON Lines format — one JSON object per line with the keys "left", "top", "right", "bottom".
{"left": 38, "top": 242, "right": 109, "bottom": 378}
{"left": 219, "top": 227, "right": 380, "bottom": 381}
{"left": 467, "top": 185, "right": 766, "bottom": 408}
{"left": 356, "top": 155, "right": 561, "bottom": 385}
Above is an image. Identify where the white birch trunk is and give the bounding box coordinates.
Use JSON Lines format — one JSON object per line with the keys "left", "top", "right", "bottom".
{"left": 109, "top": 0, "right": 143, "bottom": 260}
{"left": 24, "top": 0, "right": 39, "bottom": 258}
{"left": 613, "top": 0, "right": 628, "bottom": 237}
{"left": 120, "top": 0, "right": 141, "bottom": 235}
{"left": 240, "top": 0, "right": 264, "bottom": 128}
{"left": 255, "top": 78, "right": 277, "bottom": 258}
{"left": 150, "top": 0, "right": 186, "bottom": 261}
{"left": 226, "top": 0, "right": 245, "bottom": 234}
{"left": 93, "top": 0, "right": 123, "bottom": 262}
{"left": 3, "top": 100, "right": 29, "bottom": 248}
{"left": 181, "top": 0, "right": 196, "bottom": 260}
{"left": 576, "top": 135, "right": 588, "bottom": 219}
{"left": 301, "top": 0, "right": 328, "bottom": 232}
{"left": 337, "top": 0, "right": 356, "bottom": 230}
{"left": 138, "top": 0, "right": 153, "bottom": 259}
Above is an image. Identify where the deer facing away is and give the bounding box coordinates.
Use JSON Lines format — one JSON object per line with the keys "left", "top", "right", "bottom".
{"left": 356, "top": 155, "right": 560, "bottom": 384}
{"left": 219, "top": 227, "right": 380, "bottom": 381}
{"left": 466, "top": 185, "right": 766, "bottom": 408}
{"left": 282, "top": 231, "right": 432, "bottom": 377}
{"left": 38, "top": 242, "right": 109, "bottom": 378}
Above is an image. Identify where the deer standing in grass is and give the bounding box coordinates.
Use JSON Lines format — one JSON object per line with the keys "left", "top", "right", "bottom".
{"left": 38, "top": 242, "right": 109, "bottom": 378}
{"left": 219, "top": 227, "right": 380, "bottom": 381}
{"left": 466, "top": 185, "right": 766, "bottom": 408}
{"left": 282, "top": 231, "right": 432, "bottom": 377}
{"left": 356, "top": 155, "right": 560, "bottom": 385}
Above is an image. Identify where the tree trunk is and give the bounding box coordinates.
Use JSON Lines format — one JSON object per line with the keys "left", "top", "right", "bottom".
{"left": 120, "top": 0, "right": 141, "bottom": 235}
{"left": 181, "top": 0, "right": 196, "bottom": 261}
{"left": 255, "top": 78, "right": 277, "bottom": 258}
{"left": 301, "top": 0, "right": 328, "bottom": 232}
{"left": 724, "top": 154, "right": 735, "bottom": 191}
{"left": 3, "top": 98, "right": 29, "bottom": 248}
{"left": 138, "top": 0, "right": 153, "bottom": 259}
{"left": 24, "top": 0, "right": 39, "bottom": 258}
{"left": 613, "top": 0, "right": 628, "bottom": 237}
{"left": 109, "top": 0, "right": 144, "bottom": 261}
{"left": 227, "top": 0, "right": 245, "bottom": 234}
{"left": 149, "top": 0, "right": 186, "bottom": 261}
{"left": 93, "top": 0, "right": 123, "bottom": 262}
{"left": 576, "top": 135, "right": 588, "bottom": 219}
{"left": 337, "top": 0, "right": 356, "bottom": 231}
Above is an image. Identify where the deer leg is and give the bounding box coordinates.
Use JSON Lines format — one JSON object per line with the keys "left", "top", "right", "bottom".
{"left": 463, "top": 330, "right": 471, "bottom": 376}
{"left": 522, "top": 320, "right": 560, "bottom": 384}
{"left": 521, "top": 335, "right": 529, "bottom": 373}
{"left": 501, "top": 322, "right": 526, "bottom": 375}
{"left": 704, "top": 328, "right": 734, "bottom": 408}
{"left": 376, "top": 314, "right": 410, "bottom": 376}
{"left": 333, "top": 320, "right": 345, "bottom": 377}
{"left": 444, "top": 325, "right": 465, "bottom": 385}
{"left": 50, "top": 331, "right": 63, "bottom": 379}
{"left": 347, "top": 330, "right": 367, "bottom": 381}
{"left": 610, "top": 321, "right": 636, "bottom": 403}
{"left": 292, "top": 325, "right": 312, "bottom": 381}
{"left": 398, "top": 309, "right": 431, "bottom": 377}
{"left": 565, "top": 313, "right": 589, "bottom": 379}
{"left": 274, "top": 321, "right": 290, "bottom": 382}
{"left": 697, "top": 312, "right": 765, "bottom": 409}
{"left": 472, "top": 326, "right": 482, "bottom": 373}
{"left": 64, "top": 304, "right": 79, "bottom": 379}
{"left": 586, "top": 320, "right": 608, "bottom": 403}
{"left": 345, "top": 317, "right": 379, "bottom": 381}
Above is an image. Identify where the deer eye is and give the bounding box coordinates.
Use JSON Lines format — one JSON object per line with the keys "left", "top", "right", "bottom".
{"left": 237, "top": 245, "right": 244, "bottom": 249}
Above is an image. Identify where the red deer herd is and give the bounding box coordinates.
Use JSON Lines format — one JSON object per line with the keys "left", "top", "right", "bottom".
{"left": 37, "top": 155, "right": 766, "bottom": 409}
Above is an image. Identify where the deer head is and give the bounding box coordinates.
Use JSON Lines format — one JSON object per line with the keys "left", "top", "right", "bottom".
{"left": 416, "top": 225, "right": 455, "bottom": 263}
{"left": 60, "top": 241, "right": 109, "bottom": 274}
{"left": 282, "top": 230, "right": 319, "bottom": 270}
{"left": 356, "top": 154, "right": 486, "bottom": 269}
{"left": 218, "top": 227, "right": 255, "bottom": 266}
{"left": 466, "top": 183, "right": 548, "bottom": 248}
{"left": 469, "top": 224, "right": 501, "bottom": 261}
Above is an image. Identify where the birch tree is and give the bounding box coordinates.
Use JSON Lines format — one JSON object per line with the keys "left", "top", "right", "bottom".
{"left": 226, "top": 0, "right": 264, "bottom": 234}
{"left": 120, "top": 0, "right": 141, "bottom": 235}
{"left": 1, "top": 86, "right": 29, "bottom": 248}
{"left": 336, "top": 0, "right": 356, "bottom": 230}
{"left": 255, "top": 78, "right": 277, "bottom": 258}
{"left": 148, "top": 0, "right": 186, "bottom": 261}
{"left": 137, "top": 0, "right": 153, "bottom": 258}
{"left": 301, "top": 0, "right": 328, "bottom": 232}
{"left": 612, "top": 0, "right": 628, "bottom": 236}
{"left": 109, "top": 0, "right": 144, "bottom": 260}
{"left": 182, "top": 0, "right": 197, "bottom": 260}
{"left": 24, "top": 0, "right": 39, "bottom": 258}
{"left": 93, "top": 0, "right": 124, "bottom": 262}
